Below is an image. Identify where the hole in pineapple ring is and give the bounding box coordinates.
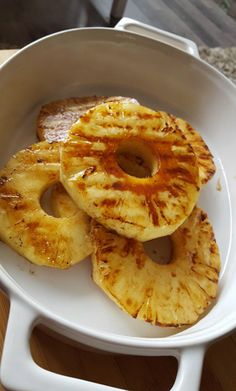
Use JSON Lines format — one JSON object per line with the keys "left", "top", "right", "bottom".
{"left": 41, "top": 183, "right": 78, "bottom": 218}
{"left": 143, "top": 236, "right": 172, "bottom": 265}
{"left": 116, "top": 140, "right": 159, "bottom": 178}
{"left": 40, "top": 184, "right": 58, "bottom": 217}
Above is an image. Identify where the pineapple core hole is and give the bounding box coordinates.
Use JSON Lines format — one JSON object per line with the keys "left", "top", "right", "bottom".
{"left": 40, "top": 184, "right": 58, "bottom": 217}
{"left": 143, "top": 236, "right": 172, "bottom": 265}
{"left": 116, "top": 140, "right": 158, "bottom": 178}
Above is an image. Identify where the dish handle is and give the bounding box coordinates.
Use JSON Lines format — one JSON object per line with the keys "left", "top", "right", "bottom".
{"left": 114, "top": 17, "right": 199, "bottom": 58}
{"left": 171, "top": 346, "right": 205, "bottom": 390}
{"left": 0, "top": 296, "right": 123, "bottom": 391}
{"left": 1, "top": 295, "right": 205, "bottom": 391}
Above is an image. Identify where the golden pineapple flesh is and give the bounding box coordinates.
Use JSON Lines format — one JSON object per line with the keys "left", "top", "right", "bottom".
{"left": 163, "top": 113, "right": 216, "bottom": 185}
{"left": 91, "top": 207, "right": 220, "bottom": 327}
{"left": 0, "top": 141, "right": 92, "bottom": 268}
{"left": 60, "top": 102, "right": 200, "bottom": 241}
{"left": 37, "top": 95, "right": 139, "bottom": 143}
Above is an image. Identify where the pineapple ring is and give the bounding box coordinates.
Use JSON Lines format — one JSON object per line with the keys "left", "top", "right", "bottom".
{"left": 61, "top": 102, "right": 200, "bottom": 241}
{"left": 91, "top": 207, "right": 221, "bottom": 327}
{"left": 0, "top": 141, "right": 92, "bottom": 269}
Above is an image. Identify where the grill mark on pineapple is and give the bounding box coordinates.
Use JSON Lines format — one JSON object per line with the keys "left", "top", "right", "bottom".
{"left": 177, "top": 154, "right": 197, "bottom": 164}
{"left": 210, "top": 242, "right": 218, "bottom": 255}
{"left": 26, "top": 221, "right": 40, "bottom": 230}
{"left": 166, "top": 184, "right": 186, "bottom": 198}
{"left": 152, "top": 199, "right": 168, "bottom": 224}
{"left": 0, "top": 191, "right": 25, "bottom": 212}
{"left": 71, "top": 128, "right": 179, "bottom": 143}
{"left": 171, "top": 183, "right": 187, "bottom": 196}
{"left": 76, "top": 182, "right": 86, "bottom": 191}
{"left": 103, "top": 123, "right": 133, "bottom": 131}
{"left": 165, "top": 167, "right": 196, "bottom": 184}
{"left": 143, "top": 310, "right": 154, "bottom": 324}
{"left": 13, "top": 200, "right": 28, "bottom": 211}
{"left": 190, "top": 276, "right": 213, "bottom": 300}
{"left": 178, "top": 281, "right": 201, "bottom": 317}
{"left": 191, "top": 257, "right": 220, "bottom": 272}
{"left": 120, "top": 238, "right": 137, "bottom": 257}
{"left": 135, "top": 254, "right": 146, "bottom": 269}
{"left": 132, "top": 301, "right": 147, "bottom": 319}
{"left": 191, "top": 266, "right": 219, "bottom": 284}
{"left": 105, "top": 268, "right": 120, "bottom": 286}
{"left": 145, "top": 196, "right": 159, "bottom": 225}
{"left": 100, "top": 199, "right": 118, "bottom": 208}
{"left": 111, "top": 176, "right": 192, "bottom": 194}
{"left": 186, "top": 123, "right": 195, "bottom": 133}
{"left": 136, "top": 112, "right": 162, "bottom": 120}
{"left": 82, "top": 166, "right": 96, "bottom": 178}
{"left": 102, "top": 245, "right": 116, "bottom": 254}
{"left": 102, "top": 213, "right": 145, "bottom": 229}
{"left": 80, "top": 113, "right": 91, "bottom": 123}
{"left": 0, "top": 190, "right": 22, "bottom": 200}
{"left": 191, "top": 266, "right": 219, "bottom": 283}
{"left": 13, "top": 217, "right": 25, "bottom": 226}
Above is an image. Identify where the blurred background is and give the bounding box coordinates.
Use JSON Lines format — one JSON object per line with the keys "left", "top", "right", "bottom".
{"left": 0, "top": 0, "right": 236, "bottom": 48}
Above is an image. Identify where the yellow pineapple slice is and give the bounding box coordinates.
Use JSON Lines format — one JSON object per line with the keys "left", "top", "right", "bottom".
{"left": 0, "top": 141, "right": 92, "bottom": 269}
{"left": 91, "top": 207, "right": 220, "bottom": 327}
{"left": 163, "top": 113, "right": 216, "bottom": 185}
{"left": 37, "top": 95, "right": 139, "bottom": 143}
{"left": 61, "top": 102, "right": 200, "bottom": 241}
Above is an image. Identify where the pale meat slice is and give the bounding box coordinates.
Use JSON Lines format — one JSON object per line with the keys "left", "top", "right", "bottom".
{"left": 37, "top": 96, "right": 139, "bottom": 143}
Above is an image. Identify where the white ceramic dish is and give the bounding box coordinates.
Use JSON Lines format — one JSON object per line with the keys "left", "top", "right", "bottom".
{"left": 0, "top": 18, "right": 235, "bottom": 391}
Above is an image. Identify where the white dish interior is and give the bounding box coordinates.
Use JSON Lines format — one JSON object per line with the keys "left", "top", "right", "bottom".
{"left": 0, "top": 29, "right": 235, "bottom": 343}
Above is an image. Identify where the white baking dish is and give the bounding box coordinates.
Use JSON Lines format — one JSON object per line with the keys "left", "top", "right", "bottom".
{"left": 0, "top": 18, "right": 235, "bottom": 391}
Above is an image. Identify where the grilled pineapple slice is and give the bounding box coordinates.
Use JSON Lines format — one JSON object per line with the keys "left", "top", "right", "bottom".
{"left": 0, "top": 141, "right": 92, "bottom": 268}
{"left": 163, "top": 113, "right": 216, "bottom": 185}
{"left": 61, "top": 102, "right": 200, "bottom": 241}
{"left": 91, "top": 207, "right": 220, "bottom": 327}
{"left": 37, "top": 95, "right": 139, "bottom": 143}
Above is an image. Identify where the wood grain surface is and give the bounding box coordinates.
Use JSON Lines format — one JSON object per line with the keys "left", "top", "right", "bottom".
{"left": 0, "top": 50, "right": 235, "bottom": 391}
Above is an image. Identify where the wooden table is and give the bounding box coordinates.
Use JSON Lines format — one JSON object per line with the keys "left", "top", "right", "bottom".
{"left": 0, "top": 49, "right": 235, "bottom": 391}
